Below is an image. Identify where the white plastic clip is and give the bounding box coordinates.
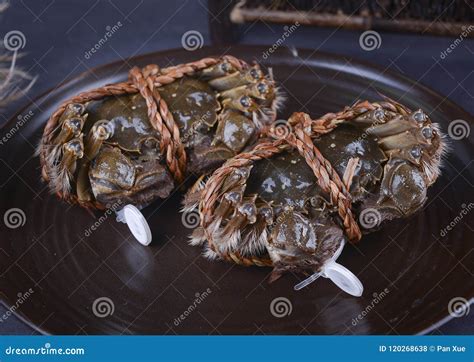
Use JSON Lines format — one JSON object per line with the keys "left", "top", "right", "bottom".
{"left": 294, "top": 240, "right": 364, "bottom": 297}
{"left": 116, "top": 204, "right": 152, "bottom": 246}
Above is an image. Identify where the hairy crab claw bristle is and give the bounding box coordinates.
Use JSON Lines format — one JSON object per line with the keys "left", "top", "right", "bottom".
{"left": 180, "top": 174, "right": 207, "bottom": 214}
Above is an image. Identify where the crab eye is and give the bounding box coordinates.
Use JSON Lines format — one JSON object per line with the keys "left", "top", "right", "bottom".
{"left": 422, "top": 126, "right": 433, "bottom": 139}
{"left": 235, "top": 167, "right": 250, "bottom": 179}
{"left": 94, "top": 120, "right": 114, "bottom": 139}
{"left": 240, "top": 203, "right": 257, "bottom": 217}
{"left": 225, "top": 191, "right": 242, "bottom": 204}
{"left": 220, "top": 62, "right": 232, "bottom": 73}
{"left": 412, "top": 110, "right": 426, "bottom": 123}
{"left": 65, "top": 140, "right": 83, "bottom": 155}
{"left": 410, "top": 145, "right": 422, "bottom": 159}
{"left": 68, "top": 103, "right": 85, "bottom": 115}
{"left": 67, "top": 117, "right": 83, "bottom": 131}
{"left": 259, "top": 207, "right": 273, "bottom": 220}
{"left": 374, "top": 108, "right": 385, "bottom": 121}
{"left": 256, "top": 82, "right": 269, "bottom": 95}
{"left": 240, "top": 96, "right": 252, "bottom": 108}
{"left": 249, "top": 68, "right": 262, "bottom": 79}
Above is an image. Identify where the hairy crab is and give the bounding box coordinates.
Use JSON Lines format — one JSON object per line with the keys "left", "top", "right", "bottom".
{"left": 183, "top": 99, "right": 446, "bottom": 293}
{"left": 39, "top": 56, "right": 282, "bottom": 209}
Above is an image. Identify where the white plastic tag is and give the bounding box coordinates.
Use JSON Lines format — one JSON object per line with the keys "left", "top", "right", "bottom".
{"left": 321, "top": 260, "right": 364, "bottom": 297}
{"left": 116, "top": 205, "right": 152, "bottom": 246}
{"left": 293, "top": 239, "right": 364, "bottom": 297}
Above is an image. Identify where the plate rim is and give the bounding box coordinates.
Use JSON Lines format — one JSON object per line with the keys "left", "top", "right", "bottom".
{"left": 1, "top": 45, "right": 472, "bottom": 335}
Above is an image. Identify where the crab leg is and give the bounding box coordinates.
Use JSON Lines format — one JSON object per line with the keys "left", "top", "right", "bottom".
{"left": 47, "top": 104, "right": 87, "bottom": 167}
{"left": 209, "top": 66, "right": 264, "bottom": 91}
{"left": 77, "top": 120, "right": 113, "bottom": 202}
{"left": 56, "top": 137, "right": 84, "bottom": 194}
{"left": 200, "top": 60, "right": 236, "bottom": 78}
{"left": 239, "top": 201, "right": 274, "bottom": 256}
{"left": 218, "top": 195, "right": 258, "bottom": 251}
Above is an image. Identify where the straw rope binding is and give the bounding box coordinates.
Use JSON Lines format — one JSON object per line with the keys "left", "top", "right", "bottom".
{"left": 198, "top": 100, "right": 410, "bottom": 266}
{"left": 40, "top": 55, "right": 248, "bottom": 194}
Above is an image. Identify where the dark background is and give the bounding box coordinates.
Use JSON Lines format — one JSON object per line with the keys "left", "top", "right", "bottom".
{"left": 0, "top": 0, "right": 472, "bottom": 334}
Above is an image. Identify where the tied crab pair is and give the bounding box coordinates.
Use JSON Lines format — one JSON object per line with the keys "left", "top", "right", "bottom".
{"left": 39, "top": 55, "right": 446, "bottom": 295}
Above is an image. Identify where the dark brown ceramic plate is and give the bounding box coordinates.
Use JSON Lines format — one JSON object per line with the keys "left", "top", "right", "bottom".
{"left": 0, "top": 46, "right": 473, "bottom": 335}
